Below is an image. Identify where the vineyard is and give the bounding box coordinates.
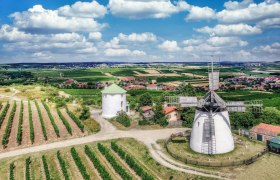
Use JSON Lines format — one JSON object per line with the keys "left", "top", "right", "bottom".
{"left": 0, "top": 140, "right": 159, "bottom": 180}
{"left": 0, "top": 99, "right": 86, "bottom": 152}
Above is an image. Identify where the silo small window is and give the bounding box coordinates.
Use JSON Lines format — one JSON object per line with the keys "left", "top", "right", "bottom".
{"left": 121, "top": 101, "right": 123, "bottom": 107}
{"left": 197, "top": 122, "right": 200, "bottom": 127}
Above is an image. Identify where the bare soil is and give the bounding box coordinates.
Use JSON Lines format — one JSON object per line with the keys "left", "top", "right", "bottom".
{"left": 0, "top": 101, "right": 13, "bottom": 151}
{"left": 30, "top": 101, "right": 45, "bottom": 144}
{"left": 60, "top": 108, "right": 84, "bottom": 137}
{"left": 7, "top": 101, "right": 21, "bottom": 149}
{"left": 21, "top": 100, "right": 31, "bottom": 147}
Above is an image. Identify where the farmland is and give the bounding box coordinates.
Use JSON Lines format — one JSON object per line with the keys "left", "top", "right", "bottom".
{"left": 0, "top": 139, "right": 200, "bottom": 180}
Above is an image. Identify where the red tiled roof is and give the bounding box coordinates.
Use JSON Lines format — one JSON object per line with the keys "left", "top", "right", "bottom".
{"left": 251, "top": 123, "right": 280, "bottom": 137}
{"left": 141, "top": 106, "right": 153, "bottom": 112}
{"left": 164, "top": 106, "right": 177, "bottom": 115}
{"left": 147, "top": 84, "right": 157, "bottom": 87}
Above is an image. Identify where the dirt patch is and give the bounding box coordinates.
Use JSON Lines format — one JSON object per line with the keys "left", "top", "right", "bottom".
{"left": 60, "top": 108, "right": 84, "bottom": 137}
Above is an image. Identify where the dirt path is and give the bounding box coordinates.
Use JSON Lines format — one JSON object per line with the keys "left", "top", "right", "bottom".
{"left": 30, "top": 101, "right": 44, "bottom": 144}
{"left": 0, "top": 101, "right": 12, "bottom": 151}
{"left": 21, "top": 101, "right": 30, "bottom": 147}
{"left": 7, "top": 101, "right": 20, "bottom": 149}
{"left": 38, "top": 102, "right": 57, "bottom": 142}
{"left": 60, "top": 108, "right": 84, "bottom": 137}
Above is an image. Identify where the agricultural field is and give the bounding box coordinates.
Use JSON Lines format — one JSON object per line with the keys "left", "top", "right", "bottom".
{"left": 0, "top": 99, "right": 89, "bottom": 153}
{"left": 0, "top": 138, "right": 201, "bottom": 180}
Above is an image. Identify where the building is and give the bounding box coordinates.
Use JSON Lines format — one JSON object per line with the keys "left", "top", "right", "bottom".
{"left": 102, "top": 84, "right": 128, "bottom": 119}
{"left": 140, "top": 106, "right": 154, "bottom": 120}
{"left": 268, "top": 137, "right": 280, "bottom": 154}
{"left": 250, "top": 123, "right": 280, "bottom": 142}
{"left": 164, "top": 106, "right": 181, "bottom": 125}
{"left": 146, "top": 84, "right": 160, "bottom": 90}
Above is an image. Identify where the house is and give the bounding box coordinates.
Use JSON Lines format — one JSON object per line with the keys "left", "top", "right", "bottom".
{"left": 146, "top": 84, "right": 159, "bottom": 90}
{"left": 250, "top": 123, "right": 280, "bottom": 142}
{"left": 124, "top": 85, "right": 146, "bottom": 90}
{"left": 164, "top": 106, "right": 181, "bottom": 126}
{"left": 140, "top": 106, "right": 154, "bottom": 120}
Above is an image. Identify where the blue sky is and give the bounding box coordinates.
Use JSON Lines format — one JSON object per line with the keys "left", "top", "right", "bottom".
{"left": 0, "top": 0, "right": 279, "bottom": 63}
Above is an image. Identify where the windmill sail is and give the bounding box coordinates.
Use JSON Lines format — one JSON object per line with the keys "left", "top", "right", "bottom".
{"left": 209, "top": 71, "right": 220, "bottom": 91}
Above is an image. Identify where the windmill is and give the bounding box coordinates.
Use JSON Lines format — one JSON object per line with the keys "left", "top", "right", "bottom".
{"left": 166, "top": 61, "right": 262, "bottom": 154}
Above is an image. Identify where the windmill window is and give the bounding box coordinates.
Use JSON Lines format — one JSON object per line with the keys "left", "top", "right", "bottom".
{"left": 198, "top": 122, "right": 200, "bottom": 127}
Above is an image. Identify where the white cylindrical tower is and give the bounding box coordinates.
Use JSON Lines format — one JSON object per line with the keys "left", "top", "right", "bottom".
{"left": 190, "top": 110, "right": 234, "bottom": 154}
{"left": 102, "top": 84, "right": 127, "bottom": 119}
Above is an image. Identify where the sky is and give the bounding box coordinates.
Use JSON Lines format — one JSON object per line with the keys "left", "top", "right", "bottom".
{"left": 0, "top": 0, "right": 279, "bottom": 63}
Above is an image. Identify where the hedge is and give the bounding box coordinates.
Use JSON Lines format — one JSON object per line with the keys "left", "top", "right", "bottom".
{"left": 57, "top": 108, "right": 72, "bottom": 135}
{"left": 28, "top": 100, "right": 34, "bottom": 144}
{"left": 42, "top": 155, "right": 51, "bottom": 180}
{"left": 57, "top": 151, "right": 70, "bottom": 180}
{"left": 25, "top": 157, "right": 31, "bottom": 180}
{"left": 70, "top": 147, "right": 90, "bottom": 180}
{"left": 42, "top": 101, "right": 60, "bottom": 137}
{"left": 16, "top": 100, "right": 24, "bottom": 145}
{"left": 84, "top": 145, "right": 112, "bottom": 180}
{"left": 9, "top": 162, "right": 15, "bottom": 180}
{"left": 66, "top": 107, "right": 84, "bottom": 132}
{"left": 0, "top": 102, "right": 10, "bottom": 127}
{"left": 2, "top": 101, "right": 17, "bottom": 146}
{"left": 35, "top": 100, "right": 47, "bottom": 140}
{"left": 111, "top": 142, "right": 154, "bottom": 180}
{"left": 98, "top": 143, "right": 132, "bottom": 180}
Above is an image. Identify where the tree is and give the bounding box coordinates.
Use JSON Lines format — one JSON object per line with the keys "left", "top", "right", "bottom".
{"left": 181, "top": 107, "right": 195, "bottom": 128}
{"left": 79, "top": 106, "right": 90, "bottom": 120}
{"left": 116, "top": 111, "right": 131, "bottom": 127}
{"left": 153, "top": 100, "right": 168, "bottom": 127}
{"left": 139, "top": 93, "right": 153, "bottom": 107}
{"left": 230, "top": 111, "right": 255, "bottom": 129}
{"left": 176, "top": 81, "right": 196, "bottom": 96}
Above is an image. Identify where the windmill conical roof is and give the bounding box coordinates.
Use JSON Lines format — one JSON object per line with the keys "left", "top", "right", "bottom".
{"left": 102, "top": 84, "right": 126, "bottom": 94}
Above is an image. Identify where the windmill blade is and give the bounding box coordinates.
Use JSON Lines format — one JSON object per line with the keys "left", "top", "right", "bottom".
{"left": 209, "top": 71, "right": 220, "bottom": 91}
{"left": 179, "top": 96, "right": 198, "bottom": 107}
{"left": 244, "top": 100, "right": 263, "bottom": 113}
{"left": 226, "top": 101, "right": 246, "bottom": 112}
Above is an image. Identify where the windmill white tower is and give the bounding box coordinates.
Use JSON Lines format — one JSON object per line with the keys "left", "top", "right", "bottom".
{"left": 166, "top": 61, "right": 262, "bottom": 154}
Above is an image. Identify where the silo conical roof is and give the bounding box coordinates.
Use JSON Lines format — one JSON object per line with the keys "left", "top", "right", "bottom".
{"left": 102, "top": 84, "right": 126, "bottom": 94}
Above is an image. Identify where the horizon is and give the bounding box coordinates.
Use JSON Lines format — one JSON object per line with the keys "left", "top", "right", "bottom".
{"left": 0, "top": 0, "right": 279, "bottom": 63}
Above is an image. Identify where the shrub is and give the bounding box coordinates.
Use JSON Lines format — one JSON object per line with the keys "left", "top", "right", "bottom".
{"left": 79, "top": 106, "right": 90, "bottom": 120}
{"left": 98, "top": 143, "right": 132, "bottom": 180}
{"left": 66, "top": 107, "right": 84, "bottom": 132}
{"left": 17, "top": 100, "right": 24, "bottom": 145}
{"left": 35, "top": 100, "right": 48, "bottom": 140}
{"left": 84, "top": 145, "right": 112, "bottom": 180}
{"left": 57, "top": 151, "right": 70, "bottom": 180}
{"left": 2, "top": 101, "right": 17, "bottom": 146}
{"left": 0, "top": 102, "right": 10, "bottom": 127}
{"left": 115, "top": 111, "right": 131, "bottom": 127}
{"left": 70, "top": 147, "right": 90, "bottom": 180}
{"left": 42, "top": 101, "right": 60, "bottom": 137}
{"left": 28, "top": 100, "right": 34, "bottom": 144}
{"left": 42, "top": 155, "right": 51, "bottom": 180}
{"left": 57, "top": 108, "right": 72, "bottom": 135}
{"left": 25, "top": 157, "right": 31, "bottom": 180}
{"left": 111, "top": 142, "right": 154, "bottom": 180}
{"left": 9, "top": 162, "right": 15, "bottom": 180}
{"left": 138, "top": 119, "right": 152, "bottom": 126}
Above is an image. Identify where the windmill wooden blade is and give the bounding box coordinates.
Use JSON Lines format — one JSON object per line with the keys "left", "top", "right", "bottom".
{"left": 226, "top": 100, "right": 263, "bottom": 113}
{"left": 165, "top": 96, "right": 198, "bottom": 108}
{"left": 209, "top": 71, "right": 220, "bottom": 91}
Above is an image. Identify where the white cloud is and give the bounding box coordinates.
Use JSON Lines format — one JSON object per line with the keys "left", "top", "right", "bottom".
{"left": 108, "top": 0, "right": 189, "bottom": 19}
{"left": 186, "top": 6, "right": 215, "bottom": 21}
{"left": 10, "top": 5, "right": 107, "bottom": 33}
{"left": 182, "top": 39, "right": 203, "bottom": 46}
{"left": 58, "top": 1, "right": 107, "bottom": 18}
{"left": 158, "top": 40, "right": 180, "bottom": 52}
{"left": 207, "top": 36, "right": 248, "bottom": 47}
{"left": 104, "top": 48, "right": 146, "bottom": 57}
{"left": 117, "top": 32, "right": 157, "bottom": 42}
{"left": 253, "top": 42, "right": 280, "bottom": 54}
{"left": 257, "top": 17, "right": 280, "bottom": 28}
{"left": 217, "top": 0, "right": 280, "bottom": 23}
{"left": 0, "top": 24, "right": 32, "bottom": 41}
{"left": 89, "top": 32, "right": 102, "bottom": 40}
{"left": 196, "top": 24, "right": 262, "bottom": 36}
{"left": 31, "top": 52, "right": 51, "bottom": 59}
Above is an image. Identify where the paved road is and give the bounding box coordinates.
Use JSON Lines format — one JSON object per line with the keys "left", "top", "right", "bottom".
{"left": 0, "top": 109, "right": 225, "bottom": 179}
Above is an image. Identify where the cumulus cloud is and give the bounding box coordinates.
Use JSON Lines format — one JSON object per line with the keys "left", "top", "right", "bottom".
{"left": 117, "top": 32, "right": 157, "bottom": 42}
{"left": 58, "top": 1, "right": 107, "bottom": 18}
{"left": 158, "top": 40, "right": 180, "bottom": 52}
{"left": 10, "top": 5, "right": 107, "bottom": 33}
{"left": 104, "top": 48, "right": 146, "bottom": 57}
{"left": 89, "top": 32, "right": 102, "bottom": 40}
{"left": 108, "top": 0, "right": 189, "bottom": 19}
{"left": 0, "top": 24, "right": 32, "bottom": 41}
{"left": 196, "top": 24, "right": 262, "bottom": 36}
{"left": 217, "top": 0, "right": 280, "bottom": 23}
{"left": 186, "top": 6, "right": 215, "bottom": 21}
{"left": 207, "top": 36, "right": 248, "bottom": 47}
{"left": 253, "top": 42, "right": 280, "bottom": 54}
{"left": 182, "top": 39, "right": 203, "bottom": 46}
{"left": 257, "top": 17, "right": 280, "bottom": 28}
